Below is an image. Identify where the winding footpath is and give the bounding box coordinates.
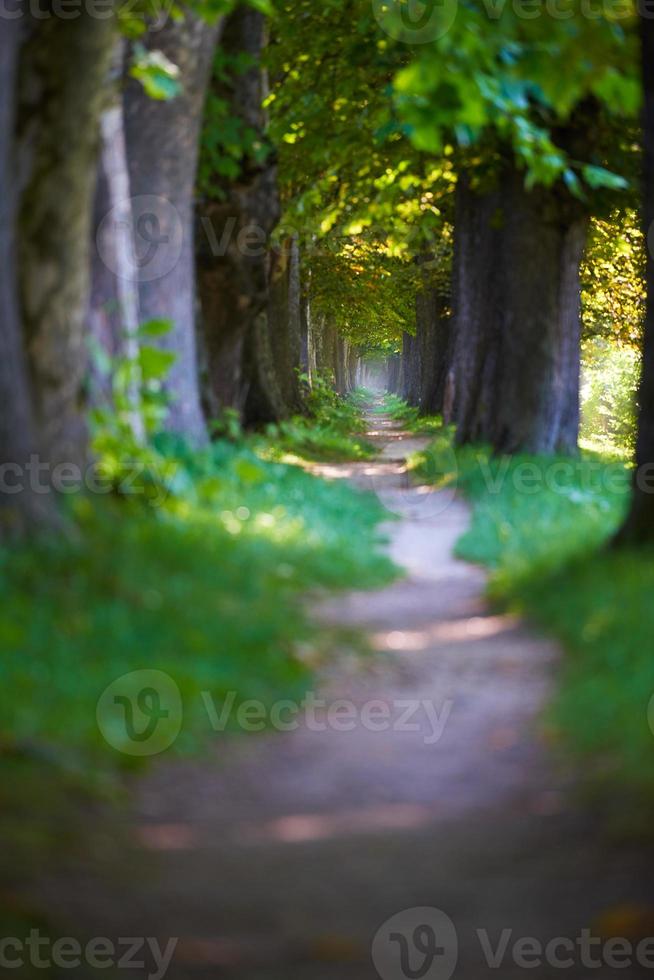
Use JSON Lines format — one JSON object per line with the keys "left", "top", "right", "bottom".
{"left": 36, "top": 412, "right": 654, "bottom": 979}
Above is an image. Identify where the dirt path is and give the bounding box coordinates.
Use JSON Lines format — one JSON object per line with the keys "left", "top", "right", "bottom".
{"left": 35, "top": 414, "right": 654, "bottom": 979}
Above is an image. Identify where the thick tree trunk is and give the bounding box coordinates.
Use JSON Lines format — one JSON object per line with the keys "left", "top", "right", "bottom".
{"left": 448, "top": 174, "right": 502, "bottom": 440}
{"left": 307, "top": 307, "right": 321, "bottom": 381}
{"left": 261, "top": 238, "right": 305, "bottom": 414}
{"left": 616, "top": 13, "right": 654, "bottom": 542}
{"left": 196, "top": 6, "right": 280, "bottom": 420}
{"left": 415, "top": 258, "right": 451, "bottom": 416}
{"left": 334, "top": 336, "right": 350, "bottom": 395}
{"left": 313, "top": 313, "right": 338, "bottom": 381}
{"left": 0, "top": 21, "right": 57, "bottom": 539}
{"left": 450, "top": 166, "right": 588, "bottom": 454}
{"left": 401, "top": 330, "right": 421, "bottom": 405}
{"left": 242, "top": 311, "right": 289, "bottom": 424}
{"left": 347, "top": 347, "right": 358, "bottom": 392}
{"left": 17, "top": 8, "right": 117, "bottom": 468}
{"left": 90, "top": 41, "right": 144, "bottom": 441}
{"left": 386, "top": 353, "right": 401, "bottom": 393}
{"left": 124, "top": 14, "right": 222, "bottom": 443}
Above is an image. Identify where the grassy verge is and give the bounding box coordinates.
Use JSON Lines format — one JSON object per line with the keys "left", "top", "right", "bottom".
{"left": 1, "top": 438, "right": 394, "bottom": 769}
{"left": 376, "top": 391, "right": 445, "bottom": 435}
{"left": 412, "top": 427, "right": 654, "bottom": 823}
{"left": 261, "top": 377, "right": 376, "bottom": 462}
{"left": 0, "top": 423, "right": 396, "bottom": 893}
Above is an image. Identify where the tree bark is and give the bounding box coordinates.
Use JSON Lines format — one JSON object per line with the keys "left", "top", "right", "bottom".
{"left": 401, "top": 330, "right": 420, "bottom": 405}
{"left": 17, "top": 7, "right": 117, "bottom": 468}
{"left": 334, "top": 336, "right": 350, "bottom": 395}
{"left": 0, "top": 20, "right": 58, "bottom": 539}
{"left": 264, "top": 238, "right": 305, "bottom": 412}
{"left": 196, "top": 6, "right": 280, "bottom": 420}
{"left": 242, "top": 308, "right": 289, "bottom": 424}
{"left": 415, "top": 257, "right": 451, "bottom": 416}
{"left": 313, "top": 314, "right": 337, "bottom": 381}
{"left": 124, "top": 13, "right": 222, "bottom": 443}
{"left": 347, "top": 346, "right": 358, "bottom": 392}
{"left": 616, "top": 12, "right": 654, "bottom": 543}
{"left": 90, "top": 40, "right": 144, "bottom": 442}
{"left": 450, "top": 166, "right": 588, "bottom": 454}
{"left": 386, "top": 353, "right": 401, "bottom": 393}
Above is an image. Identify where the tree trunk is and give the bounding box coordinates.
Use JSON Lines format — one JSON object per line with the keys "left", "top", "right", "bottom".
{"left": 90, "top": 40, "right": 144, "bottom": 442}
{"left": 334, "top": 336, "right": 350, "bottom": 395}
{"left": 196, "top": 6, "right": 280, "bottom": 420}
{"left": 261, "top": 238, "right": 305, "bottom": 414}
{"left": 450, "top": 166, "right": 588, "bottom": 454}
{"left": 386, "top": 353, "right": 401, "bottom": 393}
{"left": 616, "top": 12, "right": 654, "bottom": 543}
{"left": 124, "top": 14, "right": 222, "bottom": 444}
{"left": 415, "top": 257, "right": 451, "bottom": 416}
{"left": 347, "top": 347, "right": 358, "bottom": 392}
{"left": 0, "top": 20, "right": 58, "bottom": 539}
{"left": 17, "top": 8, "right": 117, "bottom": 468}
{"left": 300, "top": 284, "right": 310, "bottom": 376}
{"left": 401, "top": 330, "right": 421, "bottom": 405}
{"left": 243, "top": 309, "right": 289, "bottom": 425}
{"left": 313, "top": 314, "right": 338, "bottom": 381}
{"left": 307, "top": 306, "right": 321, "bottom": 381}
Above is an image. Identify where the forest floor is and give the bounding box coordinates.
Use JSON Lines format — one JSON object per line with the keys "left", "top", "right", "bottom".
{"left": 30, "top": 411, "right": 654, "bottom": 979}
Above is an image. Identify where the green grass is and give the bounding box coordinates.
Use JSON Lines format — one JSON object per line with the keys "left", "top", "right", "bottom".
{"left": 262, "top": 380, "right": 376, "bottom": 462}
{"left": 412, "top": 433, "right": 654, "bottom": 820}
{"left": 376, "top": 392, "right": 444, "bottom": 435}
{"left": 263, "top": 416, "right": 375, "bottom": 462}
{"left": 0, "top": 438, "right": 395, "bottom": 770}
{"left": 0, "top": 417, "right": 395, "bottom": 895}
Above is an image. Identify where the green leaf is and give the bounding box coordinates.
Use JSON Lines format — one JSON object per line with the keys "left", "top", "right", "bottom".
{"left": 130, "top": 45, "right": 182, "bottom": 102}
{"left": 138, "top": 318, "right": 173, "bottom": 339}
{"left": 582, "top": 165, "right": 629, "bottom": 192}
{"left": 139, "top": 346, "right": 176, "bottom": 382}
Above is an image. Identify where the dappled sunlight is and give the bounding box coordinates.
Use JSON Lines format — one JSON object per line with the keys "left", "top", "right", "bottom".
{"left": 372, "top": 616, "right": 519, "bottom": 652}
{"left": 137, "top": 823, "right": 198, "bottom": 851}
{"left": 303, "top": 463, "right": 357, "bottom": 480}
{"left": 245, "top": 804, "right": 436, "bottom": 844}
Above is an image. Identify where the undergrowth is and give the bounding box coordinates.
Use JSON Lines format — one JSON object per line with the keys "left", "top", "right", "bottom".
{"left": 263, "top": 375, "right": 376, "bottom": 461}
{"left": 377, "top": 391, "right": 444, "bottom": 435}
{"left": 0, "top": 438, "right": 394, "bottom": 770}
